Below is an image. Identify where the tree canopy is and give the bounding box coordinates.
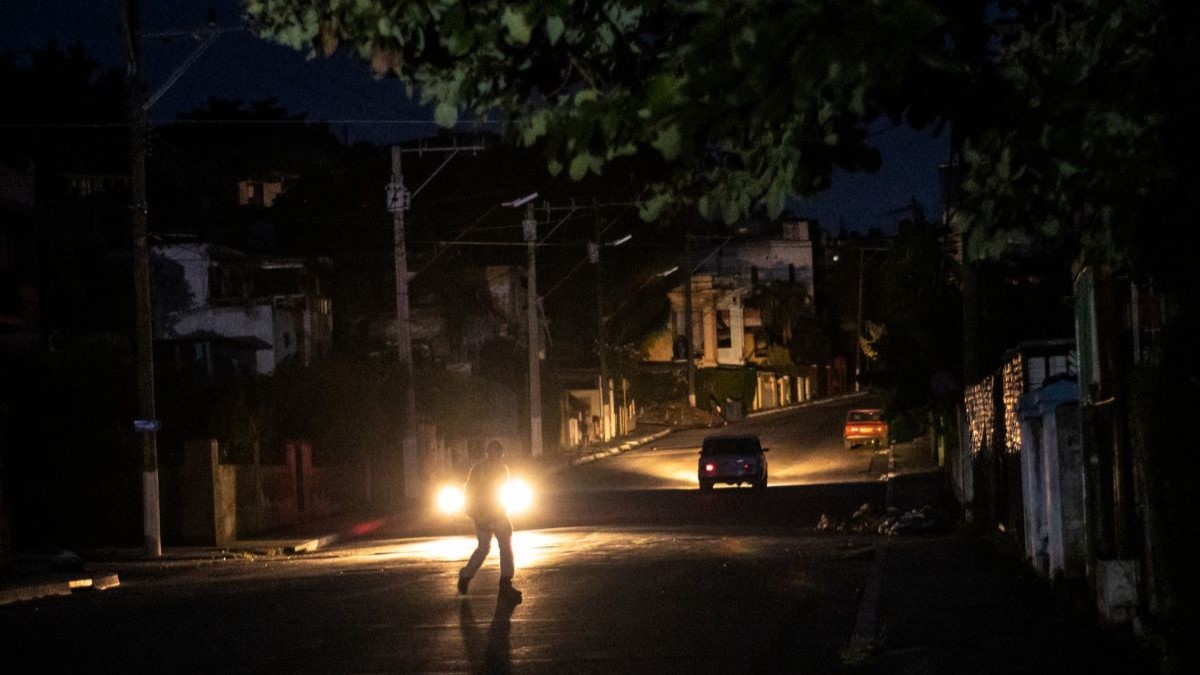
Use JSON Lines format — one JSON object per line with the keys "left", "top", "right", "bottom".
{"left": 246, "top": 0, "right": 989, "bottom": 224}
{"left": 245, "top": 0, "right": 1200, "bottom": 276}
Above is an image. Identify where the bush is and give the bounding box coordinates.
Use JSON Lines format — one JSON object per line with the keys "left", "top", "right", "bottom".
{"left": 696, "top": 367, "right": 757, "bottom": 408}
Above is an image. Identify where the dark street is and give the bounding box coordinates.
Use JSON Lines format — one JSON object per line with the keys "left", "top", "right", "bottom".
{"left": 0, "top": 396, "right": 914, "bottom": 674}
{"left": 0, "top": 396, "right": 1155, "bottom": 675}
{"left": 3, "top": 2, "right": 1195, "bottom": 671}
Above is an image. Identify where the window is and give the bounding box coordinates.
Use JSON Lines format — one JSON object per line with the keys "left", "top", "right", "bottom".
{"left": 702, "top": 437, "right": 761, "bottom": 456}
{"left": 717, "top": 309, "right": 731, "bottom": 348}
{"left": 754, "top": 331, "right": 769, "bottom": 356}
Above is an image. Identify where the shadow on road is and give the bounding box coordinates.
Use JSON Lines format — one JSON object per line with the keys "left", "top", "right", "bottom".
{"left": 459, "top": 592, "right": 518, "bottom": 675}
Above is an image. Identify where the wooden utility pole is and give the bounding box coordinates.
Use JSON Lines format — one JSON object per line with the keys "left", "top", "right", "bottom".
{"left": 122, "top": 0, "right": 161, "bottom": 558}
{"left": 523, "top": 204, "right": 543, "bottom": 457}
{"left": 683, "top": 233, "right": 696, "bottom": 407}
{"left": 387, "top": 141, "right": 484, "bottom": 498}
{"left": 387, "top": 147, "right": 420, "bottom": 502}
{"left": 855, "top": 248, "right": 865, "bottom": 392}
{"left": 120, "top": 0, "right": 162, "bottom": 557}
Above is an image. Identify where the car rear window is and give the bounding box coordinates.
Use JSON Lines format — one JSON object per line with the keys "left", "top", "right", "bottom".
{"left": 847, "top": 411, "right": 882, "bottom": 422}
{"left": 702, "top": 437, "right": 761, "bottom": 455}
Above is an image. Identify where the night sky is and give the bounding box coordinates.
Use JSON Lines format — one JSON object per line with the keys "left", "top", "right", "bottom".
{"left": 1, "top": 0, "right": 948, "bottom": 232}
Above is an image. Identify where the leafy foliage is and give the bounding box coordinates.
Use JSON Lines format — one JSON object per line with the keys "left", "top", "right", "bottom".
{"left": 860, "top": 215, "right": 961, "bottom": 416}
{"left": 246, "top": 0, "right": 987, "bottom": 224}
{"left": 954, "top": 0, "right": 1170, "bottom": 269}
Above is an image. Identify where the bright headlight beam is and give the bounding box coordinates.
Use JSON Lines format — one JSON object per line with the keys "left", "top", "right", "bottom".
{"left": 436, "top": 485, "right": 466, "bottom": 514}
{"left": 502, "top": 478, "right": 533, "bottom": 515}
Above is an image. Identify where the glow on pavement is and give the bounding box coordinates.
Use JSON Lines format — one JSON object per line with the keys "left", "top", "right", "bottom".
{"left": 348, "top": 530, "right": 567, "bottom": 569}
{"left": 570, "top": 443, "right": 882, "bottom": 489}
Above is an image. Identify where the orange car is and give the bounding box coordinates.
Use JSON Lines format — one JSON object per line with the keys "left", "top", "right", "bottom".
{"left": 843, "top": 409, "right": 889, "bottom": 450}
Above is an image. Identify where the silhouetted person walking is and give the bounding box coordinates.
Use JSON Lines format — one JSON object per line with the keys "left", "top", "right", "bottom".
{"left": 458, "top": 440, "right": 522, "bottom": 604}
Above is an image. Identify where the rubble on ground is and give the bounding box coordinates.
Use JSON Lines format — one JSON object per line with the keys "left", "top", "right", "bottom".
{"left": 816, "top": 504, "right": 950, "bottom": 535}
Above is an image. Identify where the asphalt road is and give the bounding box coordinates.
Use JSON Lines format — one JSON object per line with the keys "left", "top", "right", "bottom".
{"left": 556, "top": 392, "right": 889, "bottom": 492}
{"left": 0, "top": 394, "right": 908, "bottom": 674}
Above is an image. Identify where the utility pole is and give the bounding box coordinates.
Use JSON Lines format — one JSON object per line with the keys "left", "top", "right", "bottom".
{"left": 387, "top": 140, "right": 485, "bottom": 499}
{"left": 589, "top": 242, "right": 607, "bottom": 441}
{"left": 854, "top": 248, "right": 865, "bottom": 392}
{"left": 523, "top": 204, "right": 543, "bottom": 457}
{"left": 590, "top": 213, "right": 609, "bottom": 442}
{"left": 122, "top": 0, "right": 161, "bottom": 558}
{"left": 387, "top": 146, "right": 419, "bottom": 502}
{"left": 683, "top": 233, "right": 696, "bottom": 407}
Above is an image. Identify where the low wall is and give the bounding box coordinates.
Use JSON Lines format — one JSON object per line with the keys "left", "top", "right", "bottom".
{"left": 163, "top": 439, "right": 367, "bottom": 544}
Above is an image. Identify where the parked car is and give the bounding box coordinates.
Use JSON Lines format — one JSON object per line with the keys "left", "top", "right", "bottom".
{"left": 843, "top": 409, "right": 889, "bottom": 450}
{"left": 698, "top": 434, "right": 768, "bottom": 492}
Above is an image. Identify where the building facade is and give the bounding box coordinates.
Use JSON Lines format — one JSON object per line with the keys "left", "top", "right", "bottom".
{"left": 153, "top": 243, "right": 332, "bottom": 376}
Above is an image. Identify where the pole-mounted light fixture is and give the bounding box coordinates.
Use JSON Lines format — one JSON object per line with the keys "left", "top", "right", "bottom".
{"left": 503, "top": 192, "right": 539, "bottom": 208}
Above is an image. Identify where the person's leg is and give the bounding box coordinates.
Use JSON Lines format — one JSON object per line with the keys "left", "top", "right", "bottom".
{"left": 493, "top": 518, "right": 521, "bottom": 603}
{"left": 494, "top": 518, "right": 515, "bottom": 582}
{"left": 458, "top": 521, "right": 493, "bottom": 592}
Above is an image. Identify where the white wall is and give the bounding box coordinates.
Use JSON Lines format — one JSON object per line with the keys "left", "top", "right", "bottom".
{"left": 721, "top": 239, "right": 815, "bottom": 284}
{"left": 158, "top": 244, "right": 212, "bottom": 310}
{"left": 167, "top": 305, "right": 277, "bottom": 374}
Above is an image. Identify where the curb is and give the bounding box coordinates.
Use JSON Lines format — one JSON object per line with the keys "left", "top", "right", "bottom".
{"left": 745, "top": 390, "right": 870, "bottom": 419}
{"left": 228, "top": 533, "right": 342, "bottom": 556}
{"left": 0, "top": 572, "right": 121, "bottom": 607}
{"left": 551, "top": 428, "right": 674, "bottom": 474}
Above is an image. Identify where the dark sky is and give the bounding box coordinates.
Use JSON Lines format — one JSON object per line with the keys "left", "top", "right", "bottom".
{"left": 1, "top": 0, "right": 948, "bottom": 233}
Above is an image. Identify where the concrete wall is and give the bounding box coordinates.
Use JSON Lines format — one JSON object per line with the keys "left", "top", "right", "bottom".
{"left": 165, "top": 439, "right": 367, "bottom": 544}
{"left": 167, "top": 439, "right": 236, "bottom": 546}
{"left": 1019, "top": 384, "right": 1087, "bottom": 581}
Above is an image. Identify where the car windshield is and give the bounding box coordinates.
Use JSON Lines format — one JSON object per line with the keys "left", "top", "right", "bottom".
{"left": 702, "top": 437, "right": 761, "bottom": 455}
{"left": 847, "top": 411, "right": 882, "bottom": 422}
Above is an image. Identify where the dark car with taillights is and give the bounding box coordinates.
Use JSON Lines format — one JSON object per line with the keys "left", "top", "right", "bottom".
{"left": 698, "top": 434, "right": 769, "bottom": 492}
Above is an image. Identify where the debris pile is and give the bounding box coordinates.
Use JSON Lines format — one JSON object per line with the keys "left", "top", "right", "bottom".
{"left": 877, "top": 505, "right": 947, "bottom": 535}
{"left": 816, "top": 504, "right": 950, "bottom": 535}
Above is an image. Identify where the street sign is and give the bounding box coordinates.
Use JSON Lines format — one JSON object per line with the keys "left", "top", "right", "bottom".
{"left": 134, "top": 419, "right": 160, "bottom": 433}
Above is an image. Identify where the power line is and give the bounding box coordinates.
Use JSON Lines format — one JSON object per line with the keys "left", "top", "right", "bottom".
{"left": 0, "top": 119, "right": 500, "bottom": 129}
{"left": 159, "top": 118, "right": 501, "bottom": 126}
{"left": 542, "top": 255, "right": 591, "bottom": 299}
{"left": 410, "top": 204, "right": 500, "bottom": 279}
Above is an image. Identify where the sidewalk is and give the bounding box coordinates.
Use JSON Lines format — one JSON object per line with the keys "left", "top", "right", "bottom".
{"left": 860, "top": 531, "right": 1158, "bottom": 674}
{"left": 845, "top": 470, "right": 1160, "bottom": 674}
{"left": 546, "top": 423, "right": 673, "bottom": 473}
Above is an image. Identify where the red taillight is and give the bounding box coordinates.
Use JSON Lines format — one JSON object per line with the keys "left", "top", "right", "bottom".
{"left": 743, "top": 462, "right": 752, "bottom": 470}
{"left": 705, "top": 463, "right": 715, "bottom": 472}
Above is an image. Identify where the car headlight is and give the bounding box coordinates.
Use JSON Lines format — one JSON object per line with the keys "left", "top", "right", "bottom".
{"left": 436, "top": 485, "right": 466, "bottom": 515}
{"left": 501, "top": 478, "right": 533, "bottom": 515}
